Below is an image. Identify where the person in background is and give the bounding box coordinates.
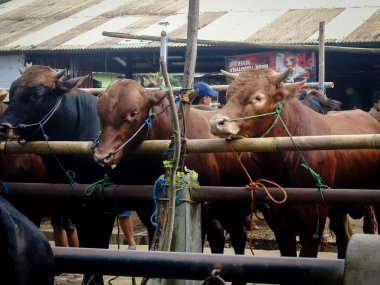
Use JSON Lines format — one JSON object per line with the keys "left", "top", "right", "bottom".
{"left": 369, "top": 90, "right": 380, "bottom": 122}
{"left": 193, "top": 82, "right": 219, "bottom": 106}
{"left": 119, "top": 210, "right": 137, "bottom": 250}
{"left": 51, "top": 213, "right": 79, "bottom": 247}
{"left": 341, "top": 85, "right": 363, "bottom": 110}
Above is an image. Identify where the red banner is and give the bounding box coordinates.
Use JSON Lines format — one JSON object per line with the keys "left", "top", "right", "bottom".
{"left": 225, "top": 51, "right": 316, "bottom": 82}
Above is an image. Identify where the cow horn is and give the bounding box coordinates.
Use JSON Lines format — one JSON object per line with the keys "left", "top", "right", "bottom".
{"left": 55, "top": 69, "right": 66, "bottom": 80}
{"left": 273, "top": 68, "right": 293, "bottom": 85}
{"left": 19, "top": 62, "right": 33, "bottom": 74}
{"left": 221, "top": 70, "right": 239, "bottom": 80}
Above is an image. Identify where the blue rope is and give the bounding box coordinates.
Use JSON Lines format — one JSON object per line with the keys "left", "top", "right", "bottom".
{"left": 317, "top": 84, "right": 326, "bottom": 94}
{"left": 144, "top": 118, "right": 152, "bottom": 129}
{"left": 0, "top": 180, "right": 10, "bottom": 197}
{"left": 150, "top": 177, "right": 166, "bottom": 227}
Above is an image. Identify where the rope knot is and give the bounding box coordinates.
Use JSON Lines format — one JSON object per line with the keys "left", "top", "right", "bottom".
{"left": 274, "top": 102, "right": 284, "bottom": 114}
{"left": 246, "top": 181, "right": 259, "bottom": 191}
{"left": 144, "top": 118, "right": 152, "bottom": 129}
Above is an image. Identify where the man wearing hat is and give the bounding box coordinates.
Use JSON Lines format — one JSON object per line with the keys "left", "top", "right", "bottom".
{"left": 369, "top": 90, "right": 380, "bottom": 122}
{"left": 193, "top": 82, "right": 218, "bottom": 106}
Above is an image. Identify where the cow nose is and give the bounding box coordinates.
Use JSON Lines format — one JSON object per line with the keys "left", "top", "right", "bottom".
{"left": 93, "top": 151, "right": 109, "bottom": 165}
{"left": 209, "top": 116, "right": 239, "bottom": 137}
{"left": 93, "top": 149, "right": 119, "bottom": 167}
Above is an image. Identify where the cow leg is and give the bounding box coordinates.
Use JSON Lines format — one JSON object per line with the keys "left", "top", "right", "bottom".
{"left": 135, "top": 205, "right": 156, "bottom": 248}
{"left": 226, "top": 219, "right": 248, "bottom": 285}
{"left": 207, "top": 218, "right": 225, "bottom": 254}
{"left": 375, "top": 205, "right": 380, "bottom": 234}
{"left": 73, "top": 208, "right": 115, "bottom": 285}
{"left": 262, "top": 206, "right": 297, "bottom": 257}
{"left": 227, "top": 221, "right": 246, "bottom": 255}
{"left": 299, "top": 206, "right": 327, "bottom": 258}
{"left": 328, "top": 206, "right": 352, "bottom": 259}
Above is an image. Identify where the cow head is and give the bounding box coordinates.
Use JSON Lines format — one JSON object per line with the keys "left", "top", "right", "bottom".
{"left": 210, "top": 68, "right": 305, "bottom": 138}
{"left": 0, "top": 65, "right": 87, "bottom": 140}
{"left": 93, "top": 79, "right": 165, "bottom": 166}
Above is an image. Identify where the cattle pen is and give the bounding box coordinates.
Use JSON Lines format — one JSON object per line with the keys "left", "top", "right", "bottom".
{"left": 1, "top": 135, "right": 380, "bottom": 284}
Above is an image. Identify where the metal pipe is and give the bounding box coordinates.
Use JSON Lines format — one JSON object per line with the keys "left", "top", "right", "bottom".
{"left": 3, "top": 182, "right": 380, "bottom": 204}
{"left": 53, "top": 247, "right": 344, "bottom": 284}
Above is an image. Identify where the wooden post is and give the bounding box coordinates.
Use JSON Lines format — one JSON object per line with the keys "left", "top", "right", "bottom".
{"left": 318, "top": 21, "right": 326, "bottom": 96}
{"left": 182, "top": 0, "right": 200, "bottom": 87}
{"left": 148, "top": 59, "right": 202, "bottom": 285}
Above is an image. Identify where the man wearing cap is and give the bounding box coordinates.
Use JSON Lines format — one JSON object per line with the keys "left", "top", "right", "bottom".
{"left": 193, "top": 82, "right": 218, "bottom": 106}
{"left": 369, "top": 90, "right": 380, "bottom": 122}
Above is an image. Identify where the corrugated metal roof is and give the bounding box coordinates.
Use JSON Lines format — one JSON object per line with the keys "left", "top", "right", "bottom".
{"left": 0, "top": 0, "right": 380, "bottom": 53}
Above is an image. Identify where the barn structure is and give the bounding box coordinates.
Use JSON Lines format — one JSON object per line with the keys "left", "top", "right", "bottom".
{"left": 0, "top": 0, "right": 380, "bottom": 108}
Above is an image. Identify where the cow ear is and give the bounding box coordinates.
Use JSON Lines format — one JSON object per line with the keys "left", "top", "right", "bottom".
{"left": 147, "top": 90, "right": 166, "bottom": 106}
{"left": 284, "top": 80, "right": 306, "bottom": 99}
{"left": 56, "top": 75, "right": 89, "bottom": 92}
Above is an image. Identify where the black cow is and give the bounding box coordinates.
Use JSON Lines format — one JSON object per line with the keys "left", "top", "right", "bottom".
{"left": 0, "top": 195, "right": 54, "bottom": 285}
{"left": 0, "top": 65, "right": 155, "bottom": 285}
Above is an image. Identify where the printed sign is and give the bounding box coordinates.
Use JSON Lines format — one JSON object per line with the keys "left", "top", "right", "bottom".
{"left": 225, "top": 51, "right": 316, "bottom": 82}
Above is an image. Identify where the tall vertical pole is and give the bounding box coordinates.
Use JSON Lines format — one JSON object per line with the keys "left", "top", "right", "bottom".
{"left": 318, "top": 21, "right": 326, "bottom": 96}
{"left": 160, "top": 31, "right": 169, "bottom": 77}
{"left": 182, "top": 0, "right": 200, "bottom": 87}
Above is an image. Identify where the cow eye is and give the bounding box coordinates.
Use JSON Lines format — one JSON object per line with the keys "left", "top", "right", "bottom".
{"left": 127, "top": 111, "right": 139, "bottom": 120}
{"left": 31, "top": 92, "right": 44, "bottom": 101}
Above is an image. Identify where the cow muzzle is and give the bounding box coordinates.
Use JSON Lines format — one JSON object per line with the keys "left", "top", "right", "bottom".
{"left": 209, "top": 116, "right": 240, "bottom": 138}
{"left": 0, "top": 123, "right": 19, "bottom": 140}
{"left": 93, "top": 149, "right": 120, "bottom": 169}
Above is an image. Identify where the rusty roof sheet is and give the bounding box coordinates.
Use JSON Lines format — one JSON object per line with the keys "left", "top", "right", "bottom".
{"left": 0, "top": 0, "right": 379, "bottom": 53}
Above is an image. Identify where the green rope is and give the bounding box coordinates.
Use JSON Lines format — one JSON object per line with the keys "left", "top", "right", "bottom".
{"left": 275, "top": 113, "right": 330, "bottom": 240}
{"left": 260, "top": 103, "right": 284, "bottom": 138}
{"left": 226, "top": 101, "right": 330, "bottom": 240}
{"left": 84, "top": 174, "right": 112, "bottom": 199}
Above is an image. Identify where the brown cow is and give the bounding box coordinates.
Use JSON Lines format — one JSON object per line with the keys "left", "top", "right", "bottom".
{"left": 93, "top": 79, "right": 259, "bottom": 260}
{"left": 209, "top": 68, "right": 380, "bottom": 258}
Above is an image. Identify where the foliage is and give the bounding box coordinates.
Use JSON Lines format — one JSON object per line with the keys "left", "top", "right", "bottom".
{"left": 0, "top": 0, "right": 11, "bottom": 4}
{"left": 162, "top": 160, "right": 200, "bottom": 191}
{"left": 133, "top": 72, "right": 182, "bottom": 88}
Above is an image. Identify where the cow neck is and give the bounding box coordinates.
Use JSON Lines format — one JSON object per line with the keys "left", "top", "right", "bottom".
{"left": 146, "top": 97, "right": 173, "bottom": 140}
{"left": 263, "top": 98, "right": 315, "bottom": 138}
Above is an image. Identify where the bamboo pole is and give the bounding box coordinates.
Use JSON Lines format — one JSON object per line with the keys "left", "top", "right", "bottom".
{"left": 102, "top": 31, "right": 380, "bottom": 54}
{"left": 182, "top": 0, "right": 199, "bottom": 87}
{"left": 1, "top": 134, "right": 380, "bottom": 155}
{"left": 318, "top": 21, "right": 326, "bottom": 96}
{"left": 0, "top": 82, "right": 334, "bottom": 95}
{"left": 159, "top": 57, "right": 180, "bottom": 252}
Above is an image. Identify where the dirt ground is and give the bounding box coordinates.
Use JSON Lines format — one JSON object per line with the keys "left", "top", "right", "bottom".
{"left": 45, "top": 213, "right": 366, "bottom": 285}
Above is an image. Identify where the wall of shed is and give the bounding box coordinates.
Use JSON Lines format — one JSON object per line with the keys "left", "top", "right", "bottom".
{"left": 0, "top": 54, "right": 25, "bottom": 101}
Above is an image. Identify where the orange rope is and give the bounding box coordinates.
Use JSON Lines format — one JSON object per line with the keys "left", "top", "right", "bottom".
{"left": 227, "top": 142, "right": 288, "bottom": 255}
{"left": 245, "top": 179, "right": 287, "bottom": 204}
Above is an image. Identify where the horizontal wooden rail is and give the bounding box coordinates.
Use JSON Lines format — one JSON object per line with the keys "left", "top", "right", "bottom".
{"left": 0, "top": 81, "right": 334, "bottom": 95}
{"left": 1, "top": 134, "right": 380, "bottom": 155}
{"left": 3, "top": 182, "right": 380, "bottom": 204}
